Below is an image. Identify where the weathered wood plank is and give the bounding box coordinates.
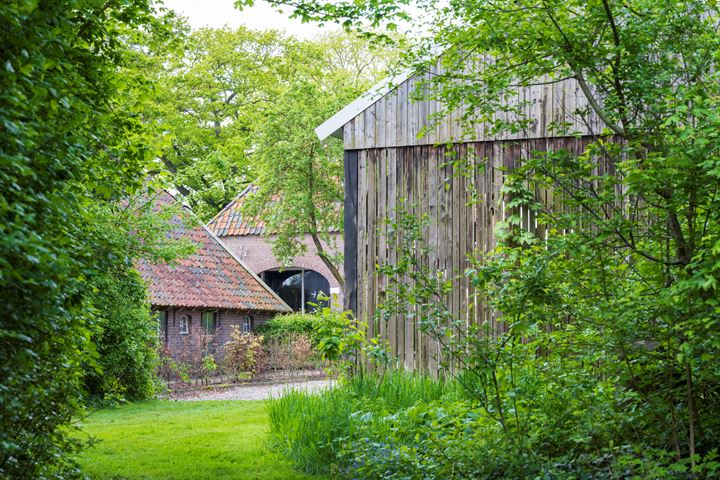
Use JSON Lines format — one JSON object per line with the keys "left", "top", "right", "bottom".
{"left": 377, "top": 149, "right": 387, "bottom": 351}
{"left": 341, "top": 72, "right": 602, "bottom": 150}
{"left": 356, "top": 151, "right": 367, "bottom": 366}
{"left": 352, "top": 136, "right": 602, "bottom": 371}
{"left": 403, "top": 148, "right": 416, "bottom": 371}
{"left": 386, "top": 148, "right": 398, "bottom": 366}
{"left": 425, "top": 145, "right": 439, "bottom": 375}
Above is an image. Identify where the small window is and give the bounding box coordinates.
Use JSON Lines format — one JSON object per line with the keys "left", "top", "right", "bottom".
{"left": 157, "top": 310, "right": 167, "bottom": 330}
{"left": 242, "top": 315, "right": 253, "bottom": 333}
{"left": 201, "top": 311, "right": 216, "bottom": 334}
{"left": 179, "top": 315, "right": 190, "bottom": 335}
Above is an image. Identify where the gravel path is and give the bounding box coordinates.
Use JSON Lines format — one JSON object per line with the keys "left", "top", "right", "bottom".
{"left": 165, "top": 378, "right": 334, "bottom": 401}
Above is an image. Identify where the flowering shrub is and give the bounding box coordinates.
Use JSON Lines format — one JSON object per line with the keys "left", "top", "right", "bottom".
{"left": 156, "top": 345, "right": 190, "bottom": 383}
{"left": 224, "top": 327, "right": 266, "bottom": 379}
{"left": 265, "top": 333, "right": 317, "bottom": 371}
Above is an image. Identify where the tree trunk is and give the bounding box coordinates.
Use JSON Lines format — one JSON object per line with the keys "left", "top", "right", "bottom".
{"left": 310, "top": 232, "right": 345, "bottom": 291}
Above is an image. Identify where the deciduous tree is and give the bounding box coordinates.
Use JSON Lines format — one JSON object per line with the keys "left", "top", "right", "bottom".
{"left": 0, "top": 2, "right": 188, "bottom": 476}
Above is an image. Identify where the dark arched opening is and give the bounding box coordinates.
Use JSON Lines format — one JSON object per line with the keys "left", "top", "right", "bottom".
{"left": 261, "top": 269, "right": 330, "bottom": 313}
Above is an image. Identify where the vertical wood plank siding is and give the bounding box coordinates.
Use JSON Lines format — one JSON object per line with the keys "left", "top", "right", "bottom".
{"left": 338, "top": 67, "right": 609, "bottom": 373}
{"left": 350, "top": 137, "right": 598, "bottom": 374}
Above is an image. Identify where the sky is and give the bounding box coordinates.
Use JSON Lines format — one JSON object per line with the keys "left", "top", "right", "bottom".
{"left": 161, "top": 0, "right": 332, "bottom": 39}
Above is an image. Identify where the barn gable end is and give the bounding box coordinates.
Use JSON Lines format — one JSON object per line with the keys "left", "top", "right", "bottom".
{"left": 320, "top": 66, "right": 604, "bottom": 373}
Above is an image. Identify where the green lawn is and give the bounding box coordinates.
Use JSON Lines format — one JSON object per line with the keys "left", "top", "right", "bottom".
{"left": 77, "top": 400, "right": 325, "bottom": 480}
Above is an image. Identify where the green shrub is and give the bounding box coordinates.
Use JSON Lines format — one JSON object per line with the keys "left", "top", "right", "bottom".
{"left": 310, "top": 302, "right": 350, "bottom": 362}
{"left": 260, "top": 310, "right": 346, "bottom": 362}
{"left": 0, "top": 2, "right": 177, "bottom": 476}
{"left": 259, "top": 313, "right": 318, "bottom": 339}
{"left": 270, "top": 371, "right": 720, "bottom": 479}
{"left": 83, "top": 268, "right": 159, "bottom": 402}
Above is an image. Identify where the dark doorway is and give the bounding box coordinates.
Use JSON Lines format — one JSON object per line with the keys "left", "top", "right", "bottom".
{"left": 262, "top": 269, "right": 330, "bottom": 313}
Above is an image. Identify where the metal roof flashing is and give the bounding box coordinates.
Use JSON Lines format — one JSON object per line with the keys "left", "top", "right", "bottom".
{"left": 314, "top": 68, "right": 415, "bottom": 141}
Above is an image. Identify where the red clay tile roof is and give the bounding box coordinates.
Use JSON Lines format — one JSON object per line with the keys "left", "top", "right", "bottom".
{"left": 207, "top": 185, "right": 341, "bottom": 237}
{"left": 136, "top": 191, "right": 291, "bottom": 312}
{"left": 207, "top": 185, "right": 267, "bottom": 236}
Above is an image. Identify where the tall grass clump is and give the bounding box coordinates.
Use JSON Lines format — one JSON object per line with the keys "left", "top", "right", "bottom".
{"left": 266, "top": 371, "right": 456, "bottom": 475}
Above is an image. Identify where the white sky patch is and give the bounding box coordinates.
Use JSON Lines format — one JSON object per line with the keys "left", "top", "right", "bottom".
{"left": 160, "top": 0, "right": 334, "bottom": 38}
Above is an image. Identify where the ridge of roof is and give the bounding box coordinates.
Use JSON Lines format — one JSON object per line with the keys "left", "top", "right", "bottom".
{"left": 207, "top": 184, "right": 255, "bottom": 230}
{"left": 136, "top": 190, "right": 291, "bottom": 312}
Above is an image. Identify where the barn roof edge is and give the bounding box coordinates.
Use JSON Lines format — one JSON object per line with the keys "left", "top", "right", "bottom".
{"left": 315, "top": 67, "right": 415, "bottom": 141}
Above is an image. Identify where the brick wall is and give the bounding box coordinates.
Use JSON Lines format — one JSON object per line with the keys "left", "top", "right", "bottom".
{"left": 158, "top": 307, "right": 273, "bottom": 361}
{"left": 220, "top": 232, "right": 345, "bottom": 308}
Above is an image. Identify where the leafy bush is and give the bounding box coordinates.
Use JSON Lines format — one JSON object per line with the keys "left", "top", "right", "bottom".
{"left": 83, "top": 268, "right": 159, "bottom": 402}
{"left": 224, "top": 328, "right": 266, "bottom": 379}
{"left": 310, "top": 302, "right": 351, "bottom": 362}
{"left": 335, "top": 399, "right": 715, "bottom": 480}
{"left": 259, "top": 313, "right": 318, "bottom": 339}
{"left": 260, "top": 310, "right": 347, "bottom": 362}
{"left": 270, "top": 371, "right": 720, "bottom": 479}
{"left": 326, "top": 204, "right": 720, "bottom": 479}
{"left": 0, "top": 2, "right": 181, "bottom": 476}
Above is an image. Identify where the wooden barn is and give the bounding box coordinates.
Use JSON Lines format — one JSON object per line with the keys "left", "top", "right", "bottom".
{"left": 316, "top": 64, "right": 604, "bottom": 374}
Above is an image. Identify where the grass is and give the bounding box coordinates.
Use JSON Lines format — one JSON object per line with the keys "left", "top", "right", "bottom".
{"left": 77, "top": 400, "right": 325, "bottom": 480}
{"left": 267, "top": 372, "right": 458, "bottom": 475}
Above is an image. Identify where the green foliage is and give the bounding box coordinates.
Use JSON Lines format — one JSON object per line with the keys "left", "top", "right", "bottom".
{"left": 311, "top": 304, "right": 351, "bottom": 362}
{"left": 133, "top": 26, "right": 392, "bottom": 226}
{"left": 249, "top": 0, "right": 720, "bottom": 476}
{"left": 241, "top": 33, "right": 395, "bottom": 287}
{"left": 266, "top": 371, "right": 454, "bottom": 475}
{"left": 361, "top": 205, "right": 720, "bottom": 478}
{"left": 334, "top": 398, "right": 720, "bottom": 479}
{"left": 83, "top": 268, "right": 158, "bottom": 402}
{"left": 259, "top": 313, "right": 320, "bottom": 339}
{"left": 244, "top": 79, "right": 346, "bottom": 277}
{"left": 136, "top": 26, "right": 291, "bottom": 219}
{"left": 0, "top": 1, "right": 186, "bottom": 476}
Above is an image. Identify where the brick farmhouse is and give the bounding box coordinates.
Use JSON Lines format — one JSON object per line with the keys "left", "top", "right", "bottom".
{"left": 136, "top": 191, "right": 290, "bottom": 361}
{"left": 208, "top": 185, "right": 344, "bottom": 312}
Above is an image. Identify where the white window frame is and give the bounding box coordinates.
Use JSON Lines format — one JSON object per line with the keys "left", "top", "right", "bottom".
{"left": 242, "top": 315, "right": 252, "bottom": 333}
{"left": 179, "top": 315, "right": 190, "bottom": 335}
